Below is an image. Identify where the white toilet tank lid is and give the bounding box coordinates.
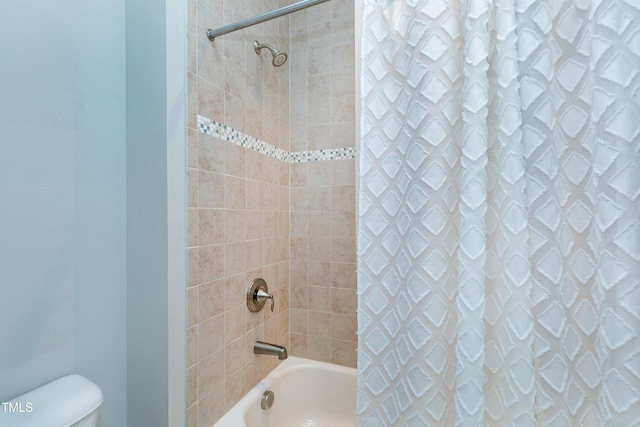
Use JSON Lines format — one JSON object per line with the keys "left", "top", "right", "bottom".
{"left": 0, "top": 375, "right": 103, "bottom": 427}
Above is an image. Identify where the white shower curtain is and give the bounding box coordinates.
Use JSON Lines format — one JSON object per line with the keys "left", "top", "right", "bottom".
{"left": 357, "top": 0, "right": 640, "bottom": 425}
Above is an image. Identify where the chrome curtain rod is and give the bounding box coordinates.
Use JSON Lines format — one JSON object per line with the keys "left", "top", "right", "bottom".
{"left": 207, "top": 0, "right": 331, "bottom": 41}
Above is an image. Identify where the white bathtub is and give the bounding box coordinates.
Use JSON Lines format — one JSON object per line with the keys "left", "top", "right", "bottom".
{"left": 213, "top": 357, "right": 356, "bottom": 427}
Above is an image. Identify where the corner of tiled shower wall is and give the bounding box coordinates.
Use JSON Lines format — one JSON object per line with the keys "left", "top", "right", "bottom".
{"left": 288, "top": 0, "right": 357, "bottom": 368}
{"left": 186, "top": 0, "right": 355, "bottom": 425}
{"left": 186, "top": 1, "right": 291, "bottom": 426}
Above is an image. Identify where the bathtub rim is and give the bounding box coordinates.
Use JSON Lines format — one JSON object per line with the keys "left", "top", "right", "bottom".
{"left": 212, "top": 356, "right": 356, "bottom": 427}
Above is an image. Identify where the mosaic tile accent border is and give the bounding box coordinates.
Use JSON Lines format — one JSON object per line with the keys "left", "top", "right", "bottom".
{"left": 198, "top": 115, "right": 289, "bottom": 161}
{"left": 290, "top": 147, "right": 357, "bottom": 162}
{"left": 198, "top": 115, "right": 356, "bottom": 162}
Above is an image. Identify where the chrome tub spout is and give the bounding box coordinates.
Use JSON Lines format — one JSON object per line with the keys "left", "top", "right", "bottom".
{"left": 254, "top": 341, "right": 288, "bottom": 360}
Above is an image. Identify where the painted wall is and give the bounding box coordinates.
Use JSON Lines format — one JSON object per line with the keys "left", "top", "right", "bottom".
{"left": 0, "top": 1, "right": 127, "bottom": 426}
{"left": 0, "top": 0, "right": 187, "bottom": 425}
{"left": 126, "top": 0, "right": 187, "bottom": 425}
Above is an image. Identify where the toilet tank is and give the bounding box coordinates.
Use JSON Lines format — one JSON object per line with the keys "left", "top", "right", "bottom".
{"left": 0, "top": 375, "right": 103, "bottom": 427}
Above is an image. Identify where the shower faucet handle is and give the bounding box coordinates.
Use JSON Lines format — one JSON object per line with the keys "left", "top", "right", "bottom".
{"left": 247, "top": 278, "right": 274, "bottom": 312}
{"left": 255, "top": 289, "right": 274, "bottom": 312}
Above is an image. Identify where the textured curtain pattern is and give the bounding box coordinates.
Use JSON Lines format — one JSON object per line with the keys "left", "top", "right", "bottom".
{"left": 357, "top": 0, "right": 640, "bottom": 425}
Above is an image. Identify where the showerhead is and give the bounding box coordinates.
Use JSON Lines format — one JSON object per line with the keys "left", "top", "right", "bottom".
{"left": 253, "top": 40, "right": 288, "bottom": 67}
{"left": 272, "top": 51, "right": 288, "bottom": 67}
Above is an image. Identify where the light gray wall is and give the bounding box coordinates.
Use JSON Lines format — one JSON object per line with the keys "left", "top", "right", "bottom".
{"left": 166, "top": 0, "right": 188, "bottom": 423}
{"left": 0, "top": 1, "right": 128, "bottom": 426}
{"left": 0, "top": 0, "right": 186, "bottom": 425}
{"left": 125, "top": 0, "right": 187, "bottom": 425}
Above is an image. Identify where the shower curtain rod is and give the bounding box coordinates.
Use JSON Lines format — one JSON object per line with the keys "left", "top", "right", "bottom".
{"left": 207, "top": 0, "right": 331, "bottom": 41}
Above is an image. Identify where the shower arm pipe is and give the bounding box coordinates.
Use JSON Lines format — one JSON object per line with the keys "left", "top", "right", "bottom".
{"left": 207, "top": 0, "right": 331, "bottom": 41}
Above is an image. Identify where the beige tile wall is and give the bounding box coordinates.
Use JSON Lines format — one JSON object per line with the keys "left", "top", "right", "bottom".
{"left": 186, "top": 0, "right": 291, "bottom": 426}
{"left": 186, "top": 0, "right": 355, "bottom": 424}
{"left": 289, "top": 0, "right": 357, "bottom": 367}
{"left": 289, "top": 159, "right": 357, "bottom": 366}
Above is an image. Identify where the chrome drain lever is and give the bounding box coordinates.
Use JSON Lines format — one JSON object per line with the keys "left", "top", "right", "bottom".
{"left": 261, "top": 390, "right": 275, "bottom": 410}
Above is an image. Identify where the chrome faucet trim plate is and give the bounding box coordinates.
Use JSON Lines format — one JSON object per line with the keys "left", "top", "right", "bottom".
{"left": 247, "top": 278, "right": 274, "bottom": 312}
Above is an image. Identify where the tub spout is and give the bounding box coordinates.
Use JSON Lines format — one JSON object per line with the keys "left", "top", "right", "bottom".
{"left": 254, "top": 341, "right": 288, "bottom": 360}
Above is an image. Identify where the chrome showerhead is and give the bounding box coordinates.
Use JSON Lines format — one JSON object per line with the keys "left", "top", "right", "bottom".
{"left": 253, "top": 40, "right": 288, "bottom": 67}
